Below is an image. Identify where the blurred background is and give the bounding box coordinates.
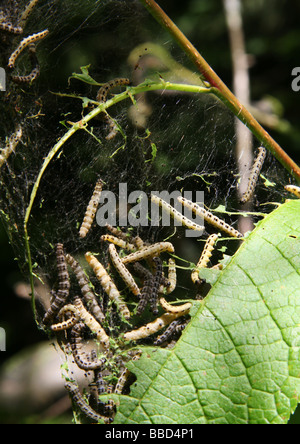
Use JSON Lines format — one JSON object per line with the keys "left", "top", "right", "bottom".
{"left": 0, "top": 0, "right": 300, "bottom": 424}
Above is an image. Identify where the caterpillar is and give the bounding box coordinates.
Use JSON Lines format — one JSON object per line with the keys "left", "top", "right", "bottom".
{"left": 123, "top": 309, "right": 190, "bottom": 342}
{"left": 163, "top": 258, "right": 177, "bottom": 294}
{"left": 178, "top": 197, "right": 243, "bottom": 239}
{"left": 149, "top": 257, "right": 163, "bottom": 315}
{"left": 65, "top": 381, "right": 111, "bottom": 423}
{"left": 151, "top": 194, "right": 204, "bottom": 232}
{"left": 108, "top": 243, "right": 141, "bottom": 298}
{"left": 0, "top": 22, "right": 23, "bottom": 34}
{"left": 66, "top": 253, "right": 105, "bottom": 324}
{"left": 121, "top": 242, "right": 175, "bottom": 265}
{"left": 73, "top": 296, "right": 110, "bottom": 350}
{"left": 240, "top": 146, "right": 267, "bottom": 204}
{"left": 105, "top": 224, "right": 129, "bottom": 241}
{"left": 114, "top": 352, "right": 141, "bottom": 394}
{"left": 159, "top": 297, "right": 192, "bottom": 315}
{"left": 96, "top": 78, "right": 130, "bottom": 140}
{"left": 153, "top": 318, "right": 189, "bottom": 346}
{"left": 85, "top": 253, "right": 130, "bottom": 320}
{"left": 96, "top": 78, "right": 131, "bottom": 103}
{"left": 0, "top": 126, "right": 22, "bottom": 168}
{"left": 79, "top": 178, "right": 103, "bottom": 238}
{"left": 43, "top": 244, "right": 70, "bottom": 325}
{"left": 191, "top": 233, "right": 219, "bottom": 285}
{"left": 11, "top": 66, "right": 40, "bottom": 84}
{"left": 70, "top": 322, "right": 106, "bottom": 371}
{"left": 101, "top": 234, "right": 137, "bottom": 252}
{"left": 8, "top": 29, "right": 49, "bottom": 69}
{"left": 132, "top": 263, "right": 154, "bottom": 316}
{"left": 50, "top": 304, "right": 80, "bottom": 332}
{"left": 284, "top": 184, "right": 300, "bottom": 198}
{"left": 19, "top": 0, "right": 40, "bottom": 26}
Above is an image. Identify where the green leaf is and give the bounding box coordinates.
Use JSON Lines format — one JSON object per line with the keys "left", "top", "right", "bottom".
{"left": 113, "top": 200, "right": 300, "bottom": 424}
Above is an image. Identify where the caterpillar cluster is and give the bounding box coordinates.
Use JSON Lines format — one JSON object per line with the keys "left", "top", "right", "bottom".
{"left": 0, "top": 1, "right": 48, "bottom": 85}
{"left": 42, "top": 229, "right": 191, "bottom": 423}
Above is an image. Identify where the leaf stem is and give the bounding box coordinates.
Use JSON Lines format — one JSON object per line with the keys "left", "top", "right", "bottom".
{"left": 138, "top": 0, "right": 300, "bottom": 182}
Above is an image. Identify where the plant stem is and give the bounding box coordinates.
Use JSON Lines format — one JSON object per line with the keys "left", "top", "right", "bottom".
{"left": 139, "top": 0, "right": 300, "bottom": 182}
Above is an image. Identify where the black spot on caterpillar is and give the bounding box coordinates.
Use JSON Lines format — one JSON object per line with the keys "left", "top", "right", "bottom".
{"left": 154, "top": 318, "right": 189, "bottom": 346}
{"left": 108, "top": 243, "right": 141, "bottom": 297}
{"left": 240, "top": 146, "right": 266, "bottom": 204}
{"left": 149, "top": 257, "right": 163, "bottom": 315}
{"left": 121, "top": 242, "right": 175, "bottom": 264}
{"left": 0, "top": 22, "right": 23, "bottom": 34}
{"left": 284, "top": 185, "right": 300, "bottom": 199}
{"left": 70, "top": 322, "right": 106, "bottom": 371}
{"left": 191, "top": 233, "right": 219, "bottom": 285}
{"left": 132, "top": 262, "right": 154, "bottom": 316}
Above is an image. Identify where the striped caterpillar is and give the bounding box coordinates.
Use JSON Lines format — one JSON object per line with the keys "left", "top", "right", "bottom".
{"left": 114, "top": 352, "right": 141, "bottom": 394}
{"left": 19, "top": 0, "right": 40, "bottom": 27}
{"left": 191, "top": 233, "right": 219, "bottom": 285}
{"left": 108, "top": 243, "right": 141, "bottom": 298}
{"left": 73, "top": 296, "right": 110, "bottom": 350}
{"left": 0, "top": 22, "right": 23, "bottom": 34}
{"left": 65, "top": 381, "right": 111, "bottom": 423}
{"left": 8, "top": 29, "right": 49, "bottom": 69}
{"left": 240, "top": 146, "right": 267, "bottom": 204}
{"left": 0, "top": 126, "right": 22, "bottom": 168}
{"left": 161, "top": 258, "right": 177, "bottom": 295}
{"left": 96, "top": 78, "right": 130, "bottom": 140}
{"left": 178, "top": 197, "right": 243, "bottom": 239}
{"left": 101, "top": 234, "right": 137, "bottom": 252}
{"left": 43, "top": 244, "right": 70, "bottom": 325}
{"left": 151, "top": 194, "right": 204, "bottom": 232}
{"left": 85, "top": 253, "right": 130, "bottom": 319}
{"left": 154, "top": 318, "right": 189, "bottom": 346}
{"left": 66, "top": 253, "right": 105, "bottom": 324}
{"left": 121, "top": 242, "right": 175, "bottom": 265}
{"left": 79, "top": 178, "right": 103, "bottom": 238}
{"left": 11, "top": 66, "right": 40, "bottom": 84}
{"left": 132, "top": 263, "right": 154, "bottom": 315}
{"left": 70, "top": 322, "right": 106, "bottom": 371}
{"left": 50, "top": 304, "right": 80, "bottom": 332}
{"left": 285, "top": 184, "right": 300, "bottom": 199}
{"left": 149, "top": 257, "right": 163, "bottom": 315}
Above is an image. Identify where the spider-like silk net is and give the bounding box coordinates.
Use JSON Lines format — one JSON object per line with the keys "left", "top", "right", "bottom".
{"left": 0, "top": 0, "right": 291, "bottom": 422}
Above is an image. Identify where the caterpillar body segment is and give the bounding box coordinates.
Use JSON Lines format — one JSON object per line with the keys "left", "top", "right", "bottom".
{"left": 43, "top": 244, "right": 70, "bottom": 325}
{"left": 159, "top": 297, "right": 192, "bottom": 314}
{"left": 108, "top": 243, "right": 141, "bottom": 298}
{"left": 121, "top": 242, "right": 175, "bottom": 265}
{"left": 0, "top": 22, "right": 23, "bottom": 34}
{"left": 79, "top": 178, "right": 103, "bottom": 238}
{"left": 160, "top": 258, "right": 177, "bottom": 294}
{"left": 96, "top": 78, "right": 131, "bottom": 103}
{"left": 149, "top": 257, "right": 163, "bottom": 315}
{"left": 85, "top": 253, "right": 130, "bottom": 319}
{"left": 191, "top": 233, "right": 219, "bottom": 285}
{"left": 285, "top": 184, "right": 300, "bottom": 198}
{"left": 50, "top": 304, "right": 80, "bottom": 332}
{"left": 132, "top": 263, "right": 154, "bottom": 316}
{"left": 70, "top": 322, "right": 106, "bottom": 371}
{"left": 151, "top": 194, "right": 204, "bottom": 232}
{"left": 73, "top": 296, "right": 110, "bottom": 350}
{"left": 8, "top": 29, "right": 49, "bottom": 69}
{"left": 154, "top": 318, "right": 189, "bottom": 346}
{"left": 101, "top": 234, "right": 137, "bottom": 252}
{"left": 65, "top": 381, "right": 111, "bottom": 423}
{"left": 66, "top": 253, "right": 105, "bottom": 324}
{"left": 178, "top": 197, "right": 243, "bottom": 238}
{"left": 0, "top": 126, "right": 23, "bottom": 168}
{"left": 123, "top": 308, "right": 190, "bottom": 342}
{"left": 240, "top": 146, "right": 267, "bottom": 204}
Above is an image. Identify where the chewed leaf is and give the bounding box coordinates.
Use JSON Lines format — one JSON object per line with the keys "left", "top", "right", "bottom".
{"left": 68, "top": 65, "right": 101, "bottom": 86}
{"left": 113, "top": 200, "right": 300, "bottom": 424}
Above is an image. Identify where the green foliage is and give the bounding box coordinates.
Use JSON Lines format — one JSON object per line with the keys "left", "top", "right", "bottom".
{"left": 111, "top": 201, "right": 300, "bottom": 424}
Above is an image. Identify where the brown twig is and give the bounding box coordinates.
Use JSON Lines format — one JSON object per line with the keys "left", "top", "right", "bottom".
{"left": 139, "top": 0, "right": 300, "bottom": 182}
